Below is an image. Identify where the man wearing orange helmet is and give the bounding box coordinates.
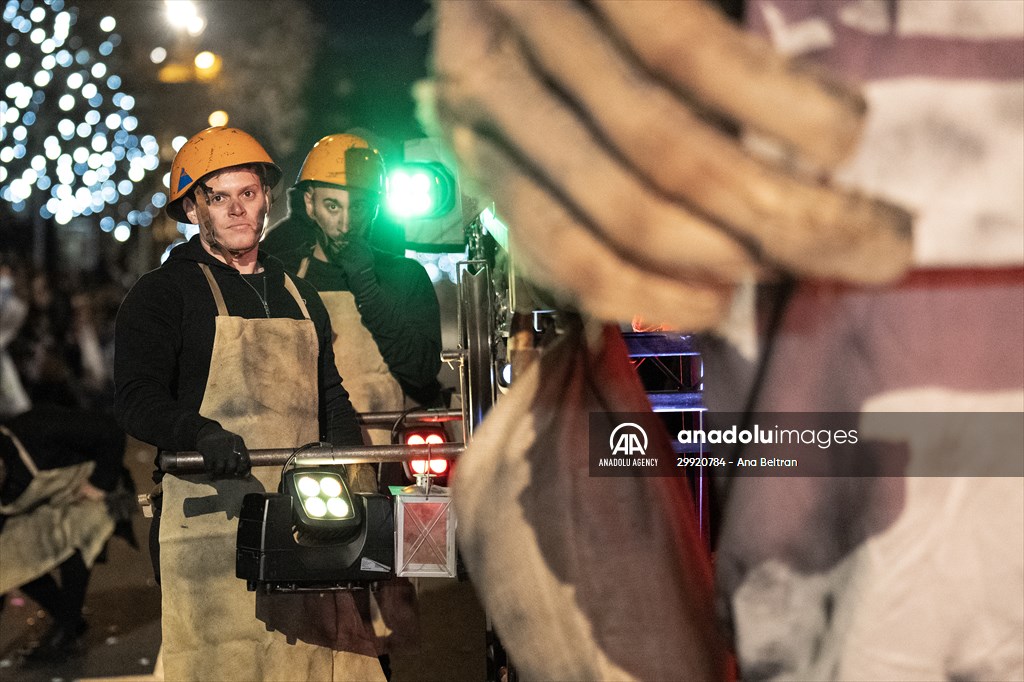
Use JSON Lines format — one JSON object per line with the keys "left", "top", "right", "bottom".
{"left": 114, "top": 127, "right": 383, "bottom": 680}
{"left": 265, "top": 134, "right": 442, "bottom": 446}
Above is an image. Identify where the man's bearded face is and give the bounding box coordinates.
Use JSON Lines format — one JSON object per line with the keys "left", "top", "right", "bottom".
{"left": 305, "top": 186, "right": 377, "bottom": 252}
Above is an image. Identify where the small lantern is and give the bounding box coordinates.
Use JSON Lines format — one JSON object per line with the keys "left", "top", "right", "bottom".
{"left": 393, "top": 484, "right": 457, "bottom": 578}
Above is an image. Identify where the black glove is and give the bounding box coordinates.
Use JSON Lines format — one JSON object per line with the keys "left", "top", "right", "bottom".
{"left": 195, "top": 423, "right": 250, "bottom": 477}
{"left": 330, "top": 238, "right": 377, "bottom": 287}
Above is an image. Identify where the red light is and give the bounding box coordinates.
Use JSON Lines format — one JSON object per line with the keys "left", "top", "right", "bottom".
{"left": 404, "top": 428, "right": 448, "bottom": 479}
{"left": 409, "top": 458, "right": 449, "bottom": 475}
{"left": 405, "top": 429, "right": 446, "bottom": 446}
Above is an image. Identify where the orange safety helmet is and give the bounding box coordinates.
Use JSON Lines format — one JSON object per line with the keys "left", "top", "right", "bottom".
{"left": 167, "top": 127, "right": 282, "bottom": 223}
{"left": 297, "top": 134, "right": 385, "bottom": 194}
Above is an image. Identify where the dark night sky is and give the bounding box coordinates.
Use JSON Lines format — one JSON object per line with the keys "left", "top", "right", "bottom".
{"left": 298, "top": 0, "right": 433, "bottom": 160}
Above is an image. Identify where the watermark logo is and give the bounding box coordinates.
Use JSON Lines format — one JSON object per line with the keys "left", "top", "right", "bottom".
{"left": 609, "top": 422, "right": 648, "bottom": 456}
{"left": 592, "top": 416, "right": 666, "bottom": 475}
{"left": 591, "top": 411, "right": 1023, "bottom": 478}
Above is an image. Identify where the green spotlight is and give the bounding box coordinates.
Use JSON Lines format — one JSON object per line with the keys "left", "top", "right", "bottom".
{"left": 386, "top": 162, "right": 455, "bottom": 219}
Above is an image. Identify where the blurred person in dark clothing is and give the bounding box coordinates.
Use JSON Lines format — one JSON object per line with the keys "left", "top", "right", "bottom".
{"left": 0, "top": 259, "right": 32, "bottom": 418}
{"left": 9, "top": 269, "right": 78, "bottom": 408}
{"left": 0, "top": 405, "right": 131, "bottom": 663}
{"left": 7, "top": 267, "right": 115, "bottom": 411}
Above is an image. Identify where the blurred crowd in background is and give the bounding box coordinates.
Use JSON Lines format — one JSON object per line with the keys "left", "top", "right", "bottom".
{"left": 1, "top": 254, "right": 130, "bottom": 417}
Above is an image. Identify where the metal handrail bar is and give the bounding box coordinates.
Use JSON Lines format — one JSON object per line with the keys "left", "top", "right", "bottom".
{"left": 159, "top": 443, "right": 465, "bottom": 474}
{"left": 357, "top": 408, "right": 463, "bottom": 426}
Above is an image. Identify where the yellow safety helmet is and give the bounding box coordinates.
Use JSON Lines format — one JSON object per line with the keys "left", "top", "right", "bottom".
{"left": 167, "top": 127, "right": 282, "bottom": 223}
{"left": 298, "top": 134, "right": 385, "bottom": 194}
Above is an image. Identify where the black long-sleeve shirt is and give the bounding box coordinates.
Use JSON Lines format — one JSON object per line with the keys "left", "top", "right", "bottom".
{"left": 267, "top": 220, "right": 443, "bottom": 406}
{"left": 113, "top": 236, "right": 363, "bottom": 461}
{"left": 1, "top": 405, "right": 126, "bottom": 504}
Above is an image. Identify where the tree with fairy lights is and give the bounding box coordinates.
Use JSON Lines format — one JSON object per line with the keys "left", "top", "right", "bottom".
{"left": 2, "top": 0, "right": 166, "bottom": 254}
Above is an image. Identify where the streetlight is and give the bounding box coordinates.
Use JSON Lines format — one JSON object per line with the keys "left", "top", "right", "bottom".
{"left": 194, "top": 51, "right": 215, "bottom": 70}
{"left": 164, "top": 0, "right": 205, "bottom": 36}
{"left": 193, "top": 51, "right": 222, "bottom": 81}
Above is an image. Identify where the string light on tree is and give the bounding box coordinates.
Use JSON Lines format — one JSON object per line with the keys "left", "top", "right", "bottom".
{"left": 1, "top": 0, "right": 165, "bottom": 240}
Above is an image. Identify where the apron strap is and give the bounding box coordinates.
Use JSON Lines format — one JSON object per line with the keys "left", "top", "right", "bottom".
{"left": 200, "top": 262, "right": 309, "bottom": 320}
{"left": 283, "top": 272, "right": 311, "bottom": 320}
{"left": 198, "top": 263, "right": 230, "bottom": 317}
{"left": 0, "top": 425, "right": 40, "bottom": 477}
{"left": 296, "top": 256, "right": 310, "bottom": 279}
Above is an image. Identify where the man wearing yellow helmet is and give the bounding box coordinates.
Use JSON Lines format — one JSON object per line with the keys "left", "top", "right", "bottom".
{"left": 264, "top": 133, "right": 443, "bottom": 448}
{"left": 113, "top": 127, "right": 384, "bottom": 680}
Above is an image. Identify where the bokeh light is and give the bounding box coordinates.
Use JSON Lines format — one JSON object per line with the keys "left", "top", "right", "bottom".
{"left": 2, "top": 0, "right": 164, "bottom": 240}
{"left": 194, "top": 51, "right": 215, "bottom": 69}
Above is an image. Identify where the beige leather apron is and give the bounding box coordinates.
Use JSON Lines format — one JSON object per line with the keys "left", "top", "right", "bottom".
{"left": 298, "top": 256, "right": 404, "bottom": 490}
{"left": 158, "top": 263, "right": 384, "bottom": 681}
{"left": 298, "top": 255, "right": 420, "bottom": 659}
{"left": 0, "top": 426, "right": 113, "bottom": 594}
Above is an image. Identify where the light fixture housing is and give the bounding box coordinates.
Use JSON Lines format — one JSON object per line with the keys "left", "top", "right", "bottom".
{"left": 283, "top": 466, "right": 362, "bottom": 540}
{"left": 237, "top": 458, "right": 395, "bottom": 592}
